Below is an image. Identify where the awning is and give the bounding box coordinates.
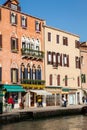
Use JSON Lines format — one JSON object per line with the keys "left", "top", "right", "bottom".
{"left": 30, "top": 90, "right": 52, "bottom": 95}
{"left": 3, "top": 84, "right": 25, "bottom": 92}
{"left": 62, "top": 88, "right": 70, "bottom": 92}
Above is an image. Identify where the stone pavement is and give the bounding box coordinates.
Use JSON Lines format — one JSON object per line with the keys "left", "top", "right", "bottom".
{"left": 8, "top": 104, "right": 86, "bottom": 113}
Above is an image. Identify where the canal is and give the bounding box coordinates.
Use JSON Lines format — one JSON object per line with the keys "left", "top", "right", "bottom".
{"left": 0, "top": 115, "right": 87, "bottom": 130}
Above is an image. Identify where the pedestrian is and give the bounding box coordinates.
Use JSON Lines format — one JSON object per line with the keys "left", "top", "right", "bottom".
{"left": 8, "top": 95, "right": 14, "bottom": 109}
{"left": 62, "top": 95, "right": 67, "bottom": 107}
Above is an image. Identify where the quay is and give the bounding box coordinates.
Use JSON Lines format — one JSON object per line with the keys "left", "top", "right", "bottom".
{"left": 0, "top": 105, "right": 87, "bottom": 125}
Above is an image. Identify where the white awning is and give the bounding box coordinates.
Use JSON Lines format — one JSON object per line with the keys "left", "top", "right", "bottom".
{"left": 30, "top": 90, "right": 52, "bottom": 95}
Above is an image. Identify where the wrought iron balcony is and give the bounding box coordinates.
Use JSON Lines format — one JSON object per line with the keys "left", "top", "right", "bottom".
{"left": 21, "top": 79, "right": 45, "bottom": 89}
{"left": 21, "top": 79, "right": 45, "bottom": 85}
{"left": 21, "top": 48, "right": 44, "bottom": 60}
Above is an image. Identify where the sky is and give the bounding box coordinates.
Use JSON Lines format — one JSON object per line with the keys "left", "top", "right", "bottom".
{"left": 0, "top": 0, "right": 87, "bottom": 42}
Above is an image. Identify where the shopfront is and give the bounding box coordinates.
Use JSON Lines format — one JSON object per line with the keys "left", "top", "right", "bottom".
{"left": 24, "top": 89, "right": 52, "bottom": 107}
{"left": 2, "top": 84, "right": 25, "bottom": 109}
{"left": 46, "top": 87, "right": 62, "bottom": 106}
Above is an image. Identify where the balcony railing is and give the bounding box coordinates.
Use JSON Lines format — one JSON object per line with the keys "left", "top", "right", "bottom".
{"left": 21, "top": 79, "right": 45, "bottom": 85}
{"left": 21, "top": 48, "right": 44, "bottom": 60}
{"left": 21, "top": 79, "right": 45, "bottom": 89}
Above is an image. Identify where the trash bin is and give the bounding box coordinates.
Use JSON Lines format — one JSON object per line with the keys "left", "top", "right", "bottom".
{"left": 0, "top": 102, "right": 3, "bottom": 114}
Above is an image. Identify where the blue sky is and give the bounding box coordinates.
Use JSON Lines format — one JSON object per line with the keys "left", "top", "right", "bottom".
{"left": 0, "top": 0, "right": 87, "bottom": 42}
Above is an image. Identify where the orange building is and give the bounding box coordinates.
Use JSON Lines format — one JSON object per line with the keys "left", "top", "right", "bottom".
{"left": 0, "top": 0, "right": 46, "bottom": 109}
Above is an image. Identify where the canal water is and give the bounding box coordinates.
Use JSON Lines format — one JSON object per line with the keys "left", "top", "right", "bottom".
{"left": 0, "top": 115, "right": 87, "bottom": 130}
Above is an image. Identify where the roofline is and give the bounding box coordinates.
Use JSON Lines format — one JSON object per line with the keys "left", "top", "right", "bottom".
{"left": 3, "top": 0, "right": 19, "bottom": 5}
{"left": 0, "top": 5, "right": 45, "bottom": 21}
{"left": 43, "top": 25, "right": 80, "bottom": 38}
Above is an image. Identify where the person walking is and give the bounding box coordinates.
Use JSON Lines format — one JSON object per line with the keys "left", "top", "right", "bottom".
{"left": 62, "top": 95, "right": 67, "bottom": 107}
{"left": 8, "top": 96, "right": 14, "bottom": 109}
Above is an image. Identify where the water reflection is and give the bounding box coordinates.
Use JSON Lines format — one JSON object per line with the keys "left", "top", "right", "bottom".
{"left": 0, "top": 115, "right": 87, "bottom": 130}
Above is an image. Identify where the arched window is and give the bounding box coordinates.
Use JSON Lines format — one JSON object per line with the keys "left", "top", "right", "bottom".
{"left": 32, "top": 64, "right": 36, "bottom": 80}
{"left": 36, "top": 65, "right": 41, "bottom": 80}
{"left": 21, "top": 63, "right": 25, "bottom": 80}
{"left": 27, "top": 63, "right": 31, "bottom": 80}
{"left": 11, "top": 62, "right": 18, "bottom": 83}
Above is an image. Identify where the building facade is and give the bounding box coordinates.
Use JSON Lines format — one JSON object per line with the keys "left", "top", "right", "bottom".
{"left": 44, "top": 25, "right": 82, "bottom": 106}
{"left": 80, "top": 42, "right": 87, "bottom": 100}
{"left": 0, "top": 0, "right": 46, "bottom": 109}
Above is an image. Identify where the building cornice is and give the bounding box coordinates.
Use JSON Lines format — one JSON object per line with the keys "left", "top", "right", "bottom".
{"left": 43, "top": 25, "right": 80, "bottom": 38}
{"left": 0, "top": 5, "right": 45, "bottom": 22}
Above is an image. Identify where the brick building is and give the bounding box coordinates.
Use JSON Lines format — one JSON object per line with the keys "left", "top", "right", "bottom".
{"left": 0, "top": 0, "right": 46, "bottom": 109}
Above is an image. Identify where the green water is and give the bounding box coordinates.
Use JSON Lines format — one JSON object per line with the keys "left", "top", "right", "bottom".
{"left": 0, "top": 115, "right": 87, "bottom": 130}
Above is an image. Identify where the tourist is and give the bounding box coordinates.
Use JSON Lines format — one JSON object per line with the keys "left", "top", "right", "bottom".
{"left": 8, "top": 96, "right": 14, "bottom": 109}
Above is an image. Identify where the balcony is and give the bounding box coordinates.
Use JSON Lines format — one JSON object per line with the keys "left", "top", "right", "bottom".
{"left": 21, "top": 48, "right": 44, "bottom": 61}
{"left": 20, "top": 79, "right": 45, "bottom": 89}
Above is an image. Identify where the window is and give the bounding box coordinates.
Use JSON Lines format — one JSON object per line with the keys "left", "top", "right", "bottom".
{"left": 47, "top": 51, "right": 52, "bottom": 64}
{"left": 11, "top": 68, "right": 18, "bottom": 83}
{"left": 77, "top": 76, "right": 80, "bottom": 87}
{"left": 48, "top": 32, "right": 51, "bottom": 42}
{"left": 0, "top": 34, "right": 2, "bottom": 49}
{"left": 49, "top": 74, "right": 52, "bottom": 85}
{"left": 75, "top": 57, "right": 81, "bottom": 69}
{"left": 37, "top": 65, "right": 41, "bottom": 80}
{"left": 0, "top": 67, "right": 2, "bottom": 82}
{"left": 63, "top": 54, "right": 69, "bottom": 67}
{"left": 57, "top": 53, "right": 60, "bottom": 65}
{"left": 32, "top": 65, "right": 36, "bottom": 80}
{"left": 65, "top": 75, "right": 68, "bottom": 86}
{"left": 35, "top": 21, "right": 41, "bottom": 32}
{"left": 56, "top": 35, "right": 59, "bottom": 43}
{"left": 11, "top": 4, "right": 17, "bottom": 10}
{"left": 52, "top": 52, "right": 58, "bottom": 67}
{"left": 57, "top": 75, "right": 60, "bottom": 86}
{"left": 10, "top": 12, "right": 17, "bottom": 25}
{"left": 81, "top": 56, "right": 84, "bottom": 65}
{"left": 75, "top": 40, "right": 80, "bottom": 48}
{"left": 63, "top": 37, "right": 68, "bottom": 46}
{"left": 11, "top": 37, "right": 18, "bottom": 52}
{"left": 27, "top": 64, "right": 31, "bottom": 80}
{"left": 21, "top": 64, "right": 25, "bottom": 80}
{"left": 21, "top": 16, "right": 27, "bottom": 28}
{"left": 0, "top": 8, "right": 1, "bottom": 20}
{"left": 81, "top": 74, "right": 86, "bottom": 83}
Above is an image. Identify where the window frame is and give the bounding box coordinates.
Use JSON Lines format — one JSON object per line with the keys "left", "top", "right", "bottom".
{"left": 11, "top": 37, "right": 18, "bottom": 52}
